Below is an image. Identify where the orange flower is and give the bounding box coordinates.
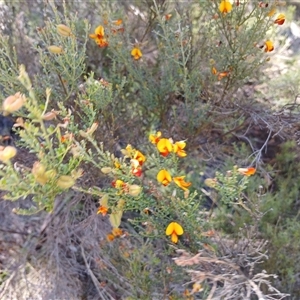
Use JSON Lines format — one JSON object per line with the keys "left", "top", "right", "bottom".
{"left": 264, "top": 40, "right": 274, "bottom": 52}
{"left": 212, "top": 67, "right": 218, "bottom": 75}
{"left": 218, "top": 71, "right": 229, "bottom": 80}
{"left": 165, "top": 14, "right": 172, "bottom": 21}
{"left": 149, "top": 131, "right": 162, "bottom": 144}
{"left": 157, "top": 169, "right": 172, "bottom": 186}
{"left": 219, "top": 1, "right": 232, "bottom": 14}
{"left": 157, "top": 138, "right": 173, "bottom": 157}
{"left": 107, "top": 233, "right": 115, "bottom": 242}
{"left": 131, "top": 47, "right": 142, "bottom": 60}
{"left": 97, "top": 206, "right": 108, "bottom": 216}
{"left": 173, "top": 176, "right": 191, "bottom": 191}
{"left": 238, "top": 167, "right": 256, "bottom": 176}
{"left": 112, "top": 19, "right": 123, "bottom": 26}
{"left": 112, "top": 228, "right": 123, "bottom": 237}
{"left": 165, "top": 222, "right": 184, "bottom": 243}
{"left": 274, "top": 14, "right": 285, "bottom": 25}
{"left": 173, "top": 141, "right": 187, "bottom": 157}
{"left": 89, "top": 25, "right": 108, "bottom": 48}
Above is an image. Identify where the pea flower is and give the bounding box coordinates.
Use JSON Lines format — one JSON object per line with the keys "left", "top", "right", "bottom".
{"left": 149, "top": 131, "right": 162, "bottom": 144}
{"left": 237, "top": 167, "right": 256, "bottom": 176}
{"left": 131, "top": 159, "right": 142, "bottom": 177}
{"left": 133, "top": 150, "right": 146, "bottom": 166}
{"left": 219, "top": 1, "right": 232, "bottom": 14}
{"left": 173, "top": 141, "right": 187, "bottom": 157}
{"left": 157, "top": 169, "right": 172, "bottom": 186}
{"left": 112, "top": 179, "right": 126, "bottom": 188}
{"left": 89, "top": 25, "right": 108, "bottom": 48}
{"left": 131, "top": 47, "right": 142, "bottom": 60}
{"left": 274, "top": 14, "right": 285, "bottom": 25}
{"left": 97, "top": 206, "right": 108, "bottom": 216}
{"left": 165, "top": 222, "right": 184, "bottom": 243}
{"left": 173, "top": 176, "right": 191, "bottom": 191}
{"left": 264, "top": 41, "right": 274, "bottom": 52}
{"left": 157, "top": 138, "right": 173, "bottom": 157}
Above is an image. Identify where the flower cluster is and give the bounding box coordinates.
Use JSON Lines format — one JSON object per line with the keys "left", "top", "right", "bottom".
{"left": 121, "top": 144, "right": 146, "bottom": 177}
{"left": 149, "top": 131, "right": 187, "bottom": 157}
{"left": 149, "top": 131, "right": 191, "bottom": 191}
{"left": 89, "top": 18, "right": 143, "bottom": 60}
{"left": 157, "top": 169, "right": 191, "bottom": 191}
{"left": 218, "top": 1, "right": 286, "bottom": 54}
{"left": 89, "top": 25, "right": 109, "bottom": 48}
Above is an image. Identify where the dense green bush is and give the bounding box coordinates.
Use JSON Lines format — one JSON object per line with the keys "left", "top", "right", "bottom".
{"left": 0, "top": 1, "right": 299, "bottom": 299}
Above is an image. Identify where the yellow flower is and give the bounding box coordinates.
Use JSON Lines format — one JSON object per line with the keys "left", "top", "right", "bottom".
{"left": 219, "top": 1, "right": 232, "bottom": 14}
{"left": 131, "top": 47, "right": 142, "bottom": 60}
{"left": 264, "top": 40, "right": 274, "bottom": 52}
{"left": 157, "top": 169, "right": 172, "bottom": 186}
{"left": 157, "top": 138, "right": 173, "bottom": 157}
{"left": 173, "top": 176, "right": 191, "bottom": 191}
{"left": 89, "top": 25, "right": 108, "bottom": 48}
{"left": 274, "top": 14, "right": 285, "bottom": 25}
{"left": 237, "top": 167, "right": 256, "bottom": 176}
{"left": 112, "top": 179, "right": 126, "bottom": 188}
{"left": 173, "top": 141, "right": 187, "bottom": 157}
{"left": 165, "top": 222, "right": 184, "bottom": 243}
{"left": 149, "top": 131, "right": 162, "bottom": 144}
{"left": 133, "top": 150, "right": 146, "bottom": 166}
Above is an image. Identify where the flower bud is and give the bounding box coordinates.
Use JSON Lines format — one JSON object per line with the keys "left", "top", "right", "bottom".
{"left": 32, "top": 161, "right": 46, "bottom": 176}
{"left": 86, "top": 122, "right": 98, "bottom": 135}
{"left": 71, "top": 168, "right": 84, "bottom": 179}
{"left": 57, "top": 24, "right": 72, "bottom": 37}
{"left": 48, "top": 45, "right": 64, "bottom": 54}
{"left": 45, "top": 169, "right": 57, "bottom": 180}
{"left": 32, "top": 161, "right": 48, "bottom": 184}
{"left": 56, "top": 175, "right": 75, "bottom": 189}
{"left": 101, "top": 167, "right": 112, "bottom": 174}
{"left": 42, "top": 110, "right": 60, "bottom": 121}
{"left": 3, "top": 92, "right": 26, "bottom": 115}
{"left": 128, "top": 184, "right": 142, "bottom": 197}
{"left": 0, "top": 146, "right": 17, "bottom": 162}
